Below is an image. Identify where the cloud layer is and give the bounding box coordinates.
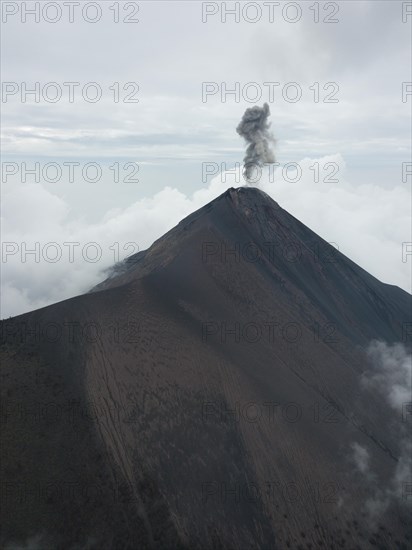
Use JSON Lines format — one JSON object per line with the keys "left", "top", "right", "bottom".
{"left": 2, "top": 155, "right": 410, "bottom": 318}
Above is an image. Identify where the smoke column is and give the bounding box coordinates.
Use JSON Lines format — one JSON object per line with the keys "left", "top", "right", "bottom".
{"left": 236, "top": 102, "right": 276, "bottom": 183}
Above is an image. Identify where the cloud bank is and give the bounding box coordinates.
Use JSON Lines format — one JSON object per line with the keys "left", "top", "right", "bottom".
{"left": 2, "top": 155, "right": 411, "bottom": 318}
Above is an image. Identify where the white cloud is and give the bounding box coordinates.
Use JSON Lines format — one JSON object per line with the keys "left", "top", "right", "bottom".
{"left": 351, "top": 442, "right": 370, "bottom": 474}
{"left": 362, "top": 340, "right": 411, "bottom": 412}
{"left": 352, "top": 340, "right": 412, "bottom": 523}
{"left": 1, "top": 155, "right": 410, "bottom": 318}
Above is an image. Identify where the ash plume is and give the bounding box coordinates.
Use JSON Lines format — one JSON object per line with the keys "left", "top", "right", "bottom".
{"left": 236, "top": 102, "right": 276, "bottom": 183}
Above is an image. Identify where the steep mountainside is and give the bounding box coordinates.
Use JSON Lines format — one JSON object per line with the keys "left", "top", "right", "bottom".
{"left": 1, "top": 187, "right": 411, "bottom": 549}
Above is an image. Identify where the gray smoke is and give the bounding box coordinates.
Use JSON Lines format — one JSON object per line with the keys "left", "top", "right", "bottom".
{"left": 236, "top": 102, "right": 276, "bottom": 183}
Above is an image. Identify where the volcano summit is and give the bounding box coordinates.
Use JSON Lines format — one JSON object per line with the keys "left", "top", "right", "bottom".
{"left": 1, "top": 187, "right": 411, "bottom": 549}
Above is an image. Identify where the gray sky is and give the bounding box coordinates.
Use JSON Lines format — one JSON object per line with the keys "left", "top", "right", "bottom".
{"left": 1, "top": 0, "right": 411, "bottom": 317}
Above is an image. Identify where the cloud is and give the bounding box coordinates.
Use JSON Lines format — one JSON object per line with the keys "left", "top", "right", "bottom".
{"left": 350, "top": 341, "right": 412, "bottom": 524}
{"left": 2, "top": 155, "right": 411, "bottom": 318}
{"left": 362, "top": 341, "right": 412, "bottom": 411}
{"left": 351, "top": 442, "right": 370, "bottom": 474}
{"left": 363, "top": 438, "right": 412, "bottom": 523}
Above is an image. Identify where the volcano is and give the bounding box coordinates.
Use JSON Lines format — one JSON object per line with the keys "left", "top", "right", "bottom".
{"left": 1, "top": 187, "right": 411, "bottom": 549}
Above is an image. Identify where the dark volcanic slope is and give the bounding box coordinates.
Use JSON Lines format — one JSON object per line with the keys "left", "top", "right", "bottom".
{"left": 1, "top": 187, "right": 411, "bottom": 550}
